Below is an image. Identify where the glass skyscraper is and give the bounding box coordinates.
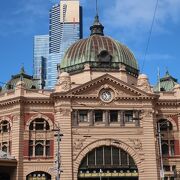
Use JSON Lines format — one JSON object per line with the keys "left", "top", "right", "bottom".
{"left": 33, "top": 35, "right": 49, "bottom": 89}
{"left": 47, "top": 4, "right": 61, "bottom": 89}
{"left": 46, "top": 0, "right": 83, "bottom": 89}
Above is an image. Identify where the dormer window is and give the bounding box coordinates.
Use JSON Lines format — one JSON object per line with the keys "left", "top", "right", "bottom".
{"left": 97, "top": 50, "right": 112, "bottom": 64}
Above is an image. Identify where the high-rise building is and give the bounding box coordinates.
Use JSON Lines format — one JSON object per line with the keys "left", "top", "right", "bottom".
{"left": 46, "top": 0, "right": 82, "bottom": 89}
{"left": 33, "top": 35, "right": 49, "bottom": 89}
{"left": 47, "top": 4, "right": 61, "bottom": 89}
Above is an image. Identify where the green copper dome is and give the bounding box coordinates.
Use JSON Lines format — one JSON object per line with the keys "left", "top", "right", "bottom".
{"left": 154, "top": 71, "right": 178, "bottom": 92}
{"left": 60, "top": 15, "right": 139, "bottom": 76}
{"left": 0, "top": 67, "right": 39, "bottom": 92}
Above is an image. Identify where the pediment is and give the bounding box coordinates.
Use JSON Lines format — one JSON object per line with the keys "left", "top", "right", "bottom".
{"left": 65, "top": 74, "right": 155, "bottom": 100}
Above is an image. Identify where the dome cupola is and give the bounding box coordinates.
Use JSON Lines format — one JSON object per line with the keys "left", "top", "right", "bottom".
{"left": 60, "top": 14, "right": 139, "bottom": 77}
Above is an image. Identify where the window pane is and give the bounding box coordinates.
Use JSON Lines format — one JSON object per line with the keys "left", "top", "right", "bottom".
{"left": 80, "top": 155, "right": 87, "bottom": 168}
{"left": 88, "top": 150, "right": 95, "bottom": 166}
{"left": 121, "top": 150, "right": 128, "bottom": 166}
{"left": 29, "top": 146, "right": 33, "bottom": 156}
{"left": 112, "top": 146, "right": 119, "bottom": 165}
{"left": 129, "top": 156, "right": 136, "bottom": 167}
{"left": 79, "top": 110, "right": 88, "bottom": 122}
{"left": 162, "top": 144, "right": 169, "bottom": 156}
{"left": 104, "top": 146, "right": 111, "bottom": 165}
{"left": 2, "top": 146, "right": 7, "bottom": 152}
{"left": 46, "top": 146, "right": 50, "bottom": 156}
{"left": 110, "top": 111, "right": 118, "bottom": 122}
{"left": 96, "top": 147, "right": 103, "bottom": 165}
{"left": 95, "top": 111, "right": 103, "bottom": 122}
{"left": 124, "top": 111, "right": 133, "bottom": 122}
{"left": 35, "top": 144, "right": 44, "bottom": 156}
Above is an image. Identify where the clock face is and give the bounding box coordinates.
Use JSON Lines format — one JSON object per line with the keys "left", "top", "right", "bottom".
{"left": 101, "top": 91, "right": 112, "bottom": 102}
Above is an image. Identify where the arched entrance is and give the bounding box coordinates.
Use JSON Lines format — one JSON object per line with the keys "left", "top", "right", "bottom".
{"left": 78, "top": 146, "right": 138, "bottom": 180}
{"left": 26, "top": 171, "right": 51, "bottom": 180}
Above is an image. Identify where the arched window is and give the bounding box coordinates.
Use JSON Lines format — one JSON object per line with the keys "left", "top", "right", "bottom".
{"left": 29, "top": 140, "right": 50, "bottom": 157}
{"left": 26, "top": 171, "right": 51, "bottom": 180}
{"left": 79, "top": 146, "right": 138, "bottom": 179}
{"left": 29, "top": 118, "right": 50, "bottom": 131}
{"left": 80, "top": 146, "right": 137, "bottom": 169}
{"left": 0, "top": 120, "right": 10, "bottom": 133}
{"left": 158, "top": 119, "right": 173, "bottom": 131}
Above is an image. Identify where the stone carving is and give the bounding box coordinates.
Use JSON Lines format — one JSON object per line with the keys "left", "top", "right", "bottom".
{"left": 73, "top": 138, "right": 87, "bottom": 150}
{"left": 55, "top": 72, "right": 71, "bottom": 92}
{"left": 60, "top": 81, "right": 70, "bottom": 91}
{"left": 137, "top": 74, "right": 152, "bottom": 93}
{"left": 129, "top": 139, "right": 142, "bottom": 150}
{"left": 60, "top": 109, "right": 71, "bottom": 117}
{"left": 72, "top": 129, "right": 80, "bottom": 135}
{"left": 142, "top": 110, "right": 154, "bottom": 118}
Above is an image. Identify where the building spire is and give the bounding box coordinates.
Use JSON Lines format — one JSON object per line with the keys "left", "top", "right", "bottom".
{"left": 90, "top": 0, "right": 104, "bottom": 36}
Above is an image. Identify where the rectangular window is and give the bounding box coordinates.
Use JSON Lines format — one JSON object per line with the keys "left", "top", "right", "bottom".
{"left": 46, "top": 140, "right": 50, "bottom": 156}
{"left": 79, "top": 110, "right": 88, "bottom": 122}
{"left": 163, "top": 165, "right": 170, "bottom": 171}
{"left": 94, "top": 110, "right": 103, "bottom": 122}
{"left": 110, "top": 111, "right": 118, "bottom": 122}
{"left": 170, "top": 141, "right": 175, "bottom": 156}
{"left": 124, "top": 111, "right": 133, "bottom": 122}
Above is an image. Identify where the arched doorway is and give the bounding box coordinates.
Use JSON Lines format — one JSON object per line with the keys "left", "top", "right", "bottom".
{"left": 78, "top": 146, "right": 138, "bottom": 180}
{"left": 26, "top": 171, "right": 51, "bottom": 180}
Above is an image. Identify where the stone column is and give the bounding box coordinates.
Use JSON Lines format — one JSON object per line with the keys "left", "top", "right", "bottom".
{"left": 105, "top": 111, "right": 109, "bottom": 127}
{"left": 11, "top": 110, "right": 24, "bottom": 180}
{"left": 134, "top": 111, "right": 140, "bottom": 127}
{"left": 89, "top": 110, "right": 94, "bottom": 126}
{"left": 119, "top": 111, "right": 125, "bottom": 127}
{"left": 140, "top": 109, "right": 159, "bottom": 180}
{"left": 72, "top": 110, "right": 78, "bottom": 127}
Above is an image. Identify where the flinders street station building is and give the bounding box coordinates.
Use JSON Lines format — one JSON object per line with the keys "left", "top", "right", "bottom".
{"left": 0, "top": 15, "right": 180, "bottom": 180}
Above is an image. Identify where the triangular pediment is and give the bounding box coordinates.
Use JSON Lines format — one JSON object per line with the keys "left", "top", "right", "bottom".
{"left": 64, "top": 74, "right": 156, "bottom": 99}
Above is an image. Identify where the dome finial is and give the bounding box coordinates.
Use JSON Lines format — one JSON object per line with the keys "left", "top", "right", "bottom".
{"left": 96, "top": 0, "right": 98, "bottom": 17}
{"left": 90, "top": 0, "right": 104, "bottom": 36}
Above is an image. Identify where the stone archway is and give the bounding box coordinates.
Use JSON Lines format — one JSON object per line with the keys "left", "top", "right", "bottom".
{"left": 74, "top": 139, "right": 143, "bottom": 180}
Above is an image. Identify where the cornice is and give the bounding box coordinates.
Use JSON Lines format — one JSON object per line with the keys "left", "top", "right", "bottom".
{"left": 52, "top": 94, "right": 157, "bottom": 101}
{"left": 0, "top": 96, "right": 53, "bottom": 107}
{"left": 157, "top": 99, "right": 180, "bottom": 106}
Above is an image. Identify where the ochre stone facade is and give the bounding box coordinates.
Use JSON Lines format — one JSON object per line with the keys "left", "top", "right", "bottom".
{"left": 0, "top": 69, "right": 180, "bottom": 180}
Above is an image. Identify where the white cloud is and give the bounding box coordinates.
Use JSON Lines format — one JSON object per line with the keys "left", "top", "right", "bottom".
{"left": 0, "top": 0, "right": 50, "bottom": 36}
{"left": 102, "top": 0, "right": 180, "bottom": 40}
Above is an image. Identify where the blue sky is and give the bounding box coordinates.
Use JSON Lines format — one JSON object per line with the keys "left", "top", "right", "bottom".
{"left": 0, "top": 0, "right": 180, "bottom": 86}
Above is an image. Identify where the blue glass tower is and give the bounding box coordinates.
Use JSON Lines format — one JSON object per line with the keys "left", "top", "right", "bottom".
{"left": 46, "top": 0, "right": 83, "bottom": 89}
{"left": 47, "top": 4, "right": 61, "bottom": 89}
{"left": 33, "top": 35, "right": 49, "bottom": 89}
